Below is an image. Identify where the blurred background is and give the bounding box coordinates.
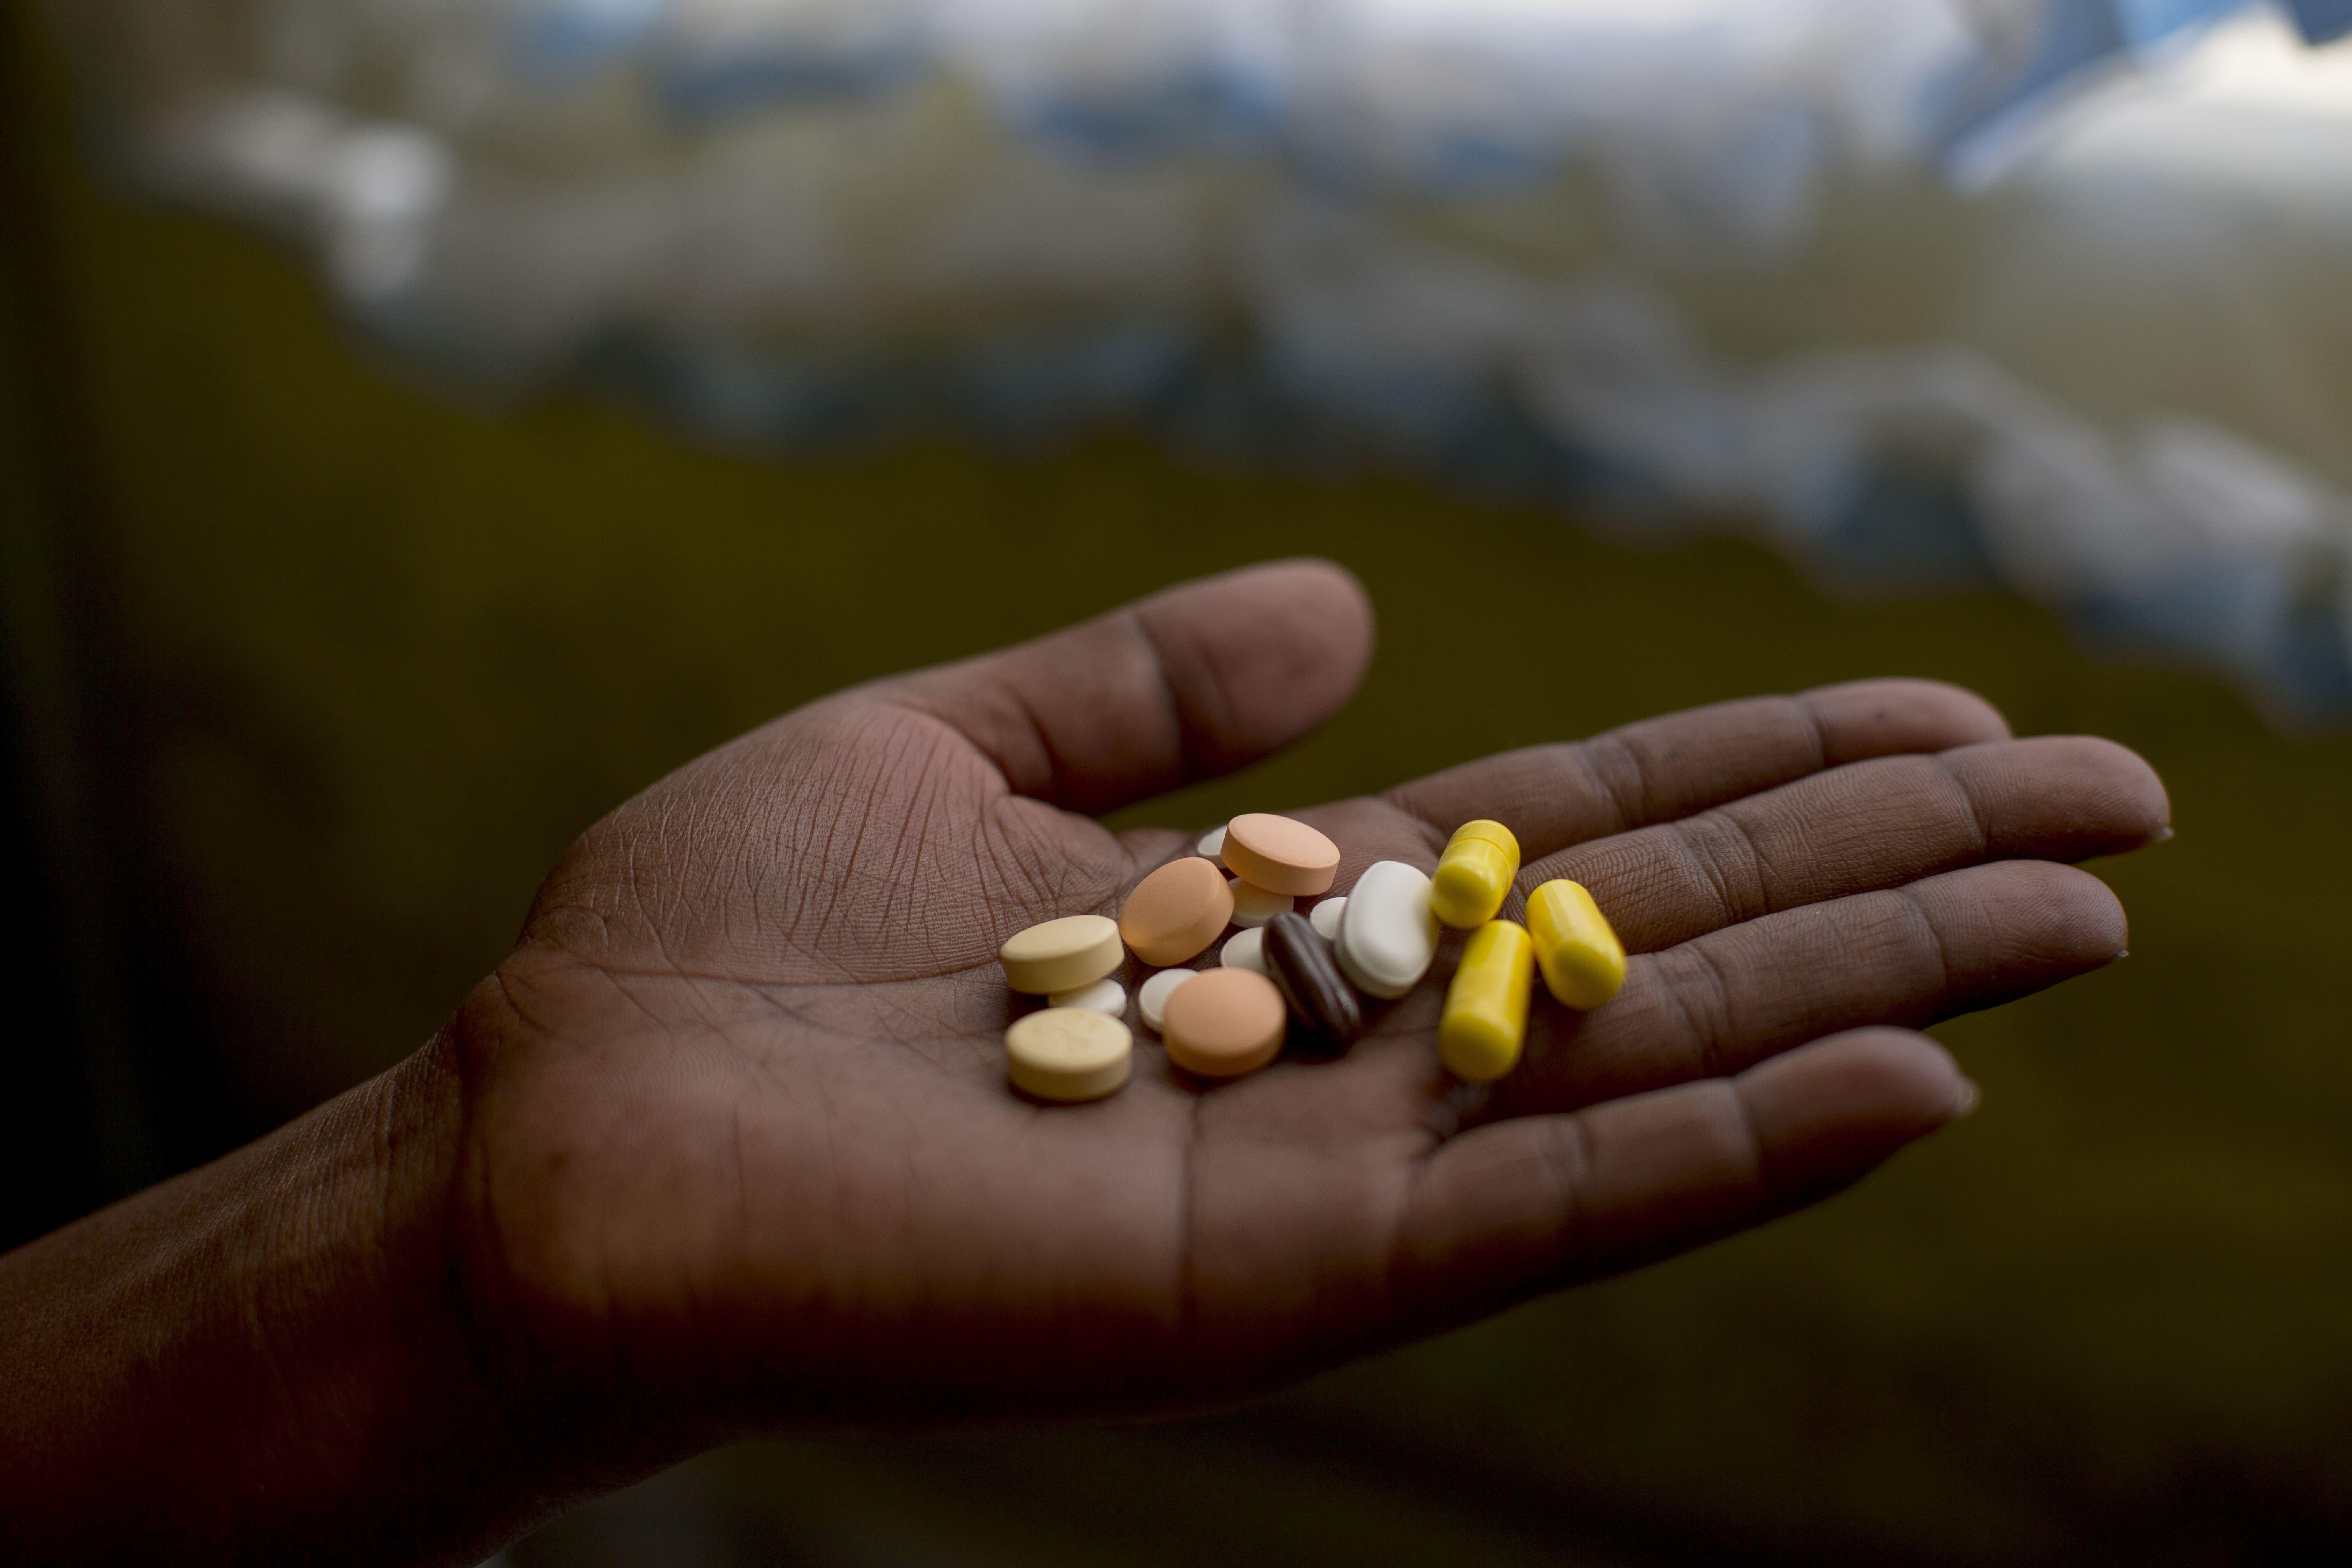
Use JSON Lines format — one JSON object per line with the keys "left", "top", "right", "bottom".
{"left": 5, "top": 1, "right": 2352, "bottom": 1563}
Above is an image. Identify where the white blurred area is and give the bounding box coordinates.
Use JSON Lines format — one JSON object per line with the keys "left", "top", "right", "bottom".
{"left": 57, "top": 0, "right": 2352, "bottom": 718}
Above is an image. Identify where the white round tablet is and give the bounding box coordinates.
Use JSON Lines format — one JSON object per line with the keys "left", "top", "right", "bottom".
{"left": 1309, "top": 896, "right": 1347, "bottom": 941}
{"left": 1227, "top": 877, "right": 1293, "bottom": 929}
{"left": 1138, "top": 968, "right": 1196, "bottom": 1034}
{"left": 1047, "top": 977, "right": 1127, "bottom": 1016}
{"left": 1197, "top": 825, "right": 1227, "bottom": 866}
{"left": 1218, "top": 926, "right": 1268, "bottom": 976}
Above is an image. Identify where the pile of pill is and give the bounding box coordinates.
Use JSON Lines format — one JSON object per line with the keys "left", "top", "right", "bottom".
{"left": 997, "top": 813, "right": 1627, "bottom": 1102}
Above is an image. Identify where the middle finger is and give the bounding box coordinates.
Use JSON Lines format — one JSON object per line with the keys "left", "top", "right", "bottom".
{"left": 1515, "top": 736, "right": 2167, "bottom": 954}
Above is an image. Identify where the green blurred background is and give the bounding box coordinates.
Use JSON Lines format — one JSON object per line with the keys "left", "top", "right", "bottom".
{"left": 6, "top": 6, "right": 2351, "bottom": 1563}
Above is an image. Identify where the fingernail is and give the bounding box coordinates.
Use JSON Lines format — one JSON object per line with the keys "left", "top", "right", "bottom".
{"left": 2150, "top": 826, "right": 2175, "bottom": 843}
{"left": 2114, "top": 949, "right": 2130, "bottom": 961}
{"left": 1948, "top": 1078, "right": 1981, "bottom": 1119}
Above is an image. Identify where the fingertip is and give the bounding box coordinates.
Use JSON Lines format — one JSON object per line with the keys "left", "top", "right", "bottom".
{"left": 1950, "top": 1075, "right": 1982, "bottom": 1118}
{"left": 1275, "top": 556, "right": 1376, "bottom": 637}
{"left": 1738, "top": 1028, "right": 1973, "bottom": 1191}
{"left": 1935, "top": 733, "right": 2174, "bottom": 861}
{"left": 2057, "top": 735, "right": 2173, "bottom": 849}
{"left": 1210, "top": 556, "right": 1377, "bottom": 674}
{"left": 1135, "top": 559, "right": 1375, "bottom": 770}
{"left": 2007, "top": 859, "right": 2131, "bottom": 966}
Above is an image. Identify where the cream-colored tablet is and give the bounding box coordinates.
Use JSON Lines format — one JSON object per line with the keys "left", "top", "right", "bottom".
{"left": 1138, "top": 968, "right": 1196, "bottom": 1034}
{"left": 1119, "top": 857, "right": 1234, "bottom": 967}
{"left": 1197, "top": 826, "right": 1227, "bottom": 867}
{"left": 1048, "top": 976, "right": 1127, "bottom": 1016}
{"left": 1005, "top": 1008, "right": 1133, "bottom": 1103}
{"left": 1308, "top": 897, "right": 1347, "bottom": 941}
{"left": 1219, "top": 926, "right": 1268, "bottom": 975}
{"left": 1335, "top": 861, "right": 1440, "bottom": 1000}
{"left": 1160, "top": 967, "right": 1286, "bottom": 1079}
{"left": 1222, "top": 813, "right": 1342, "bottom": 897}
{"left": 1228, "top": 878, "right": 1294, "bottom": 929}
{"left": 999, "top": 915, "right": 1123, "bottom": 995}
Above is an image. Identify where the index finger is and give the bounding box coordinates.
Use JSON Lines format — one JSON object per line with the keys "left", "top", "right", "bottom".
{"left": 1383, "top": 679, "right": 2012, "bottom": 861}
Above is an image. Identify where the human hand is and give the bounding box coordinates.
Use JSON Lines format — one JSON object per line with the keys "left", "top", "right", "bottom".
{"left": 448, "top": 559, "right": 2168, "bottom": 1458}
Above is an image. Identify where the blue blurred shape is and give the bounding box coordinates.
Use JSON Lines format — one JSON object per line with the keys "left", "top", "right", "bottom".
{"left": 2285, "top": 0, "right": 2352, "bottom": 42}
{"left": 1813, "top": 463, "right": 2000, "bottom": 596}
{"left": 510, "top": 0, "right": 668, "bottom": 82}
{"left": 955, "top": 320, "right": 1196, "bottom": 442}
{"left": 1004, "top": 64, "right": 1279, "bottom": 161}
{"left": 657, "top": 41, "right": 921, "bottom": 121}
{"left": 2114, "top": 0, "right": 2246, "bottom": 47}
{"left": 1939, "top": 0, "right": 2246, "bottom": 182}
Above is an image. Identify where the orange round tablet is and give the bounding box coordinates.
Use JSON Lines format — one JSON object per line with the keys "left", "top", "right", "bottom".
{"left": 1119, "top": 857, "right": 1235, "bottom": 967}
{"left": 1160, "top": 967, "right": 1287, "bottom": 1079}
{"left": 1221, "top": 813, "right": 1341, "bottom": 897}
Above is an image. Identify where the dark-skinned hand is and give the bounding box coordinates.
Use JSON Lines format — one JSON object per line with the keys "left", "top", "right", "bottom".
{"left": 0, "top": 560, "right": 2169, "bottom": 1567}
{"left": 456, "top": 559, "right": 2164, "bottom": 1430}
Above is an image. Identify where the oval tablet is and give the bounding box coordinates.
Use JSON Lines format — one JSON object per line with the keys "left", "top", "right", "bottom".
{"left": 1138, "top": 968, "right": 1196, "bottom": 1034}
{"left": 1218, "top": 926, "right": 1268, "bottom": 975}
{"left": 1222, "top": 813, "right": 1342, "bottom": 897}
{"left": 1120, "top": 858, "right": 1235, "bottom": 967}
{"left": 1263, "top": 911, "right": 1362, "bottom": 1055}
{"left": 1161, "top": 967, "right": 1287, "bottom": 1079}
{"left": 1335, "top": 861, "right": 1439, "bottom": 1000}
{"left": 1047, "top": 977, "right": 1127, "bottom": 1016}
{"left": 1006, "top": 1008, "right": 1133, "bottom": 1102}
{"left": 1197, "top": 826, "right": 1227, "bottom": 867}
{"left": 1228, "top": 878, "right": 1293, "bottom": 929}
{"left": 999, "top": 915, "right": 1125, "bottom": 995}
{"left": 1308, "top": 897, "right": 1347, "bottom": 941}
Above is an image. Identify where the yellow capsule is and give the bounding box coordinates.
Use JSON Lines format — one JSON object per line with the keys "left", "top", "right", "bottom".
{"left": 1526, "top": 879, "right": 1626, "bottom": 1010}
{"left": 1439, "top": 919, "right": 1535, "bottom": 1084}
{"left": 1430, "top": 819, "right": 1520, "bottom": 929}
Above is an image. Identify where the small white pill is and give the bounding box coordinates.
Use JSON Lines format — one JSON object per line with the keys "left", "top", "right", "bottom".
{"left": 1309, "top": 897, "right": 1347, "bottom": 941}
{"left": 1336, "top": 861, "right": 1439, "bottom": 1000}
{"left": 1048, "top": 977, "right": 1127, "bottom": 1016}
{"left": 1138, "top": 968, "right": 1196, "bottom": 1034}
{"left": 1228, "top": 877, "right": 1293, "bottom": 929}
{"left": 1219, "top": 926, "right": 1268, "bottom": 975}
{"left": 1197, "top": 826, "right": 1227, "bottom": 867}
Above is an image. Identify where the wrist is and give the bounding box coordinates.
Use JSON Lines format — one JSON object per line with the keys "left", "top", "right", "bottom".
{"left": 0, "top": 1021, "right": 550, "bottom": 1566}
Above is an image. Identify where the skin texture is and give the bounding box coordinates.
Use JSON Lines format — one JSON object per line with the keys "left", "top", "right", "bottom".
{"left": 0, "top": 561, "right": 2170, "bottom": 1566}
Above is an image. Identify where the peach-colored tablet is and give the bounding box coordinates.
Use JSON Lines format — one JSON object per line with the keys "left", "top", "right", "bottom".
{"left": 1119, "top": 858, "right": 1235, "bottom": 967}
{"left": 1221, "top": 813, "right": 1341, "bottom": 897}
{"left": 1160, "top": 967, "right": 1287, "bottom": 1079}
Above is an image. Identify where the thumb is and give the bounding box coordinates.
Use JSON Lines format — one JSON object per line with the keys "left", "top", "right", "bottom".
{"left": 874, "top": 559, "right": 1375, "bottom": 816}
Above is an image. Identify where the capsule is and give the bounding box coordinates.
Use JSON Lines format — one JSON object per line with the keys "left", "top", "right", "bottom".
{"left": 1526, "top": 879, "right": 1626, "bottom": 1010}
{"left": 1262, "top": 910, "right": 1363, "bottom": 1055}
{"left": 1439, "top": 920, "right": 1535, "bottom": 1083}
{"left": 1431, "top": 819, "right": 1520, "bottom": 929}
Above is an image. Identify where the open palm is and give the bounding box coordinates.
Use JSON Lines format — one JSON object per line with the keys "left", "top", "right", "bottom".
{"left": 445, "top": 561, "right": 2164, "bottom": 1456}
